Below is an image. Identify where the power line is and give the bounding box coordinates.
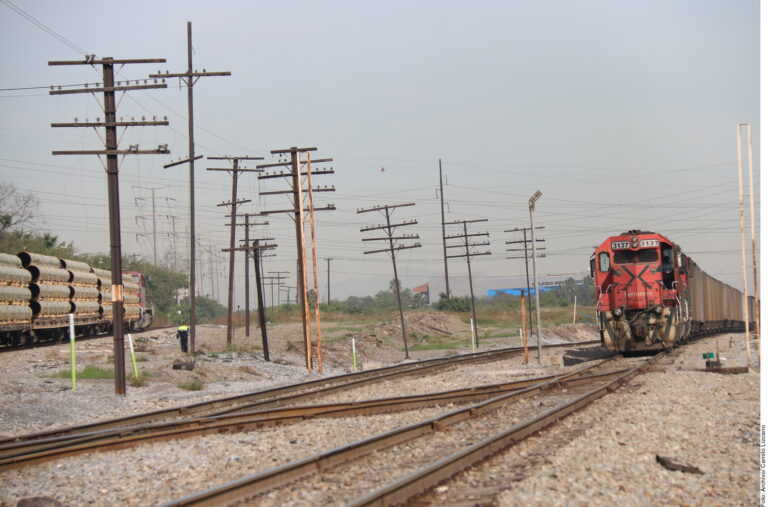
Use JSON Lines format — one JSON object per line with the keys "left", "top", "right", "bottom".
{"left": 0, "top": 0, "right": 88, "bottom": 56}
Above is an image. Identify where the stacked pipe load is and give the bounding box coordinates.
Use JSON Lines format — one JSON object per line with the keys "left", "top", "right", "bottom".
{"left": 92, "top": 267, "right": 112, "bottom": 319}
{"left": 62, "top": 258, "right": 99, "bottom": 318}
{"left": 122, "top": 273, "right": 141, "bottom": 320}
{"left": 17, "top": 252, "right": 71, "bottom": 322}
{"left": 0, "top": 253, "right": 33, "bottom": 325}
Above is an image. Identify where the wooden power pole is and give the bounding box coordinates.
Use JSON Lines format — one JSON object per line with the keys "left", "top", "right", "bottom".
{"left": 151, "top": 22, "right": 230, "bottom": 354}
{"left": 445, "top": 219, "right": 491, "bottom": 348}
{"left": 232, "top": 214, "right": 269, "bottom": 337}
{"left": 358, "top": 203, "right": 422, "bottom": 359}
{"left": 50, "top": 56, "right": 170, "bottom": 395}
{"left": 257, "top": 148, "right": 335, "bottom": 371}
{"left": 208, "top": 156, "right": 263, "bottom": 345}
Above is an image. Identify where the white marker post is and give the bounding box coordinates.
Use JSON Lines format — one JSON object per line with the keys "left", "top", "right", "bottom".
{"left": 68, "top": 313, "right": 76, "bottom": 392}
{"left": 470, "top": 318, "right": 476, "bottom": 353}
{"left": 352, "top": 339, "right": 357, "bottom": 371}
{"left": 127, "top": 333, "right": 139, "bottom": 379}
{"left": 573, "top": 295, "right": 577, "bottom": 324}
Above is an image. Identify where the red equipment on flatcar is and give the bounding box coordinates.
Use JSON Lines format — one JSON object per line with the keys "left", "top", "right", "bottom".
{"left": 122, "top": 270, "right": 153, "bottom": 331}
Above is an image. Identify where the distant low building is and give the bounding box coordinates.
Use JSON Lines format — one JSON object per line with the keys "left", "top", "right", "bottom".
{"left": 486, "top": 277, "right": 583, "bottom": 298}
{"left": 426, "top": 273, "right": 587, "bottom": 300}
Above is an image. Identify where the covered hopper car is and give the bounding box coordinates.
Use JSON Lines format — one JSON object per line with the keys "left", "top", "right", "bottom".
{"left": 591, "top": 230, "right": 753, "bottom": 352}
{"left": 0, "top": 252, "right": 152, "bottom": 347}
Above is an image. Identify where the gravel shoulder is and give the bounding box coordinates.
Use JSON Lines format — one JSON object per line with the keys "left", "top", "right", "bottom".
{"left": 2, "top": 318, "right": 755, "bottom": 506}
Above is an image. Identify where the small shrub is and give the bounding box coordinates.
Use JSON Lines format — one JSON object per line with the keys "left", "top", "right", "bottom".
{"left": 177, "top": 379, "right": 204, "bottom": 391}
{"left": 128, "top": 371, "right": 149, "bottom": 387}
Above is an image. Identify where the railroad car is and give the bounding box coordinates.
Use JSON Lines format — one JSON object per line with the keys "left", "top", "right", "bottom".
{"left": 590, "top": 230, "right": 753, "bottom": 352}
{"left": 0, "top": 252, "right": 152, "bottom": 347}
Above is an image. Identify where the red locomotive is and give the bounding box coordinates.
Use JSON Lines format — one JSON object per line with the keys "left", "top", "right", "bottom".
{"left": 591, "top": 230, "right": 752, "bottom": 352}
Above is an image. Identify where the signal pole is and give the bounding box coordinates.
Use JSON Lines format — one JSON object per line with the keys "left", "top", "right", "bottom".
{"left": 50, "top": 56, "right": 169, "bottom": 395}
{"left": 151, "top": 21, "right": 231, "bottom": 355}
{"left": 209, "top": 156, "right": 263, "bottom": 345}
{"left": 358, "top": 203, "right": 421, "bottom": 359}
{"left": 258, "top": 148, "right": 335, "bottom": 371}
{"left": 445, "top": 219, "right": 491, "bottom": 347}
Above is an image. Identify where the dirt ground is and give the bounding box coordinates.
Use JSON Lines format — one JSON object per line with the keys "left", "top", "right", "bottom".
{"left": 33, "top": 311, "right": 598, "bottom": 395}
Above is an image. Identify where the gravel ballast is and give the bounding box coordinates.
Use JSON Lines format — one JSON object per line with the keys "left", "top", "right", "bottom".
{"left": 0, "top": 326, "right": 758, "bottom": 506}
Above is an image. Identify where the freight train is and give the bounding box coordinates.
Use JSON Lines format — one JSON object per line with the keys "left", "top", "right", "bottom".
{"left": 0, "top": 252, "right": 152, "bottom": 347}
{"left": 591, "top": 230, "right": 753, "bottom": 352}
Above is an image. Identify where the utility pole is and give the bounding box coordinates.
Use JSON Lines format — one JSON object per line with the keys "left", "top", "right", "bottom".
{"left": 529, "top": 190, "right": 543, "bottom": 364}
{"left": 258, "top": 148, "right": 335, "bottom": 371}
{"left": 304, "top": 154, "right": 326, "bottom": 372}
{"left": 736, "top": 126, "right": 752, "bottom": 368}
{"left": 133, "top": 185, "right": 173, "bottom": 265}
{"left": 267, "top": 271, "right": 289, "bottom": 312}
{"left": 358, "top": 203, "right": 421, "bottom": 359}
{"left": 325, "top": 258, "right": 333, "bottom": 303}
{"left": 223, "top": 238, "right": 276, "bottom": 361}
{"left": 232, "top": 214, "right": 269, "bottom": 337}
{"left": 253, "top": 239, "right": 277, "bottom": 361}
{"left": 505, "top": 226, "right": 545, "bottom": 344}
{"left": 739, "top": 123, "right": 760, "bottom": 359}
{"left": 208, "top": 156, "right": 263, "bottom": 345}
{"left": 50, "top": 55, "right": 169, "bottom": 395}
{"left": 445, "top": 219, "right": 491, "bottom": 348}
{"left": 439, "top": 159, "right": 450, "bottom": 297}
{"left": 152, "top": 21, "right": 231, "bottom": 355}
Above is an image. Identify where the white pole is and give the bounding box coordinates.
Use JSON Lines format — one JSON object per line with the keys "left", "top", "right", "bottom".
{"left": 470, "top": 318, "right": 476, "bottom": 353}
{"left": 573, "top": 295, "right": 577, "bottom": 324}
{"left": 127, "top": 333, "right": 139, "bottom": 379}
{"left": 69, "top": 313, "right": 76, "bottom": 392}
{"left": 737, "top": 124, "right": 751, "bottom": 368}
{"left": 352, "top": 338, "right": 357, "bottom": 371}
{"left": 746, "top": 123, "right": 760, "bottom": 359}
{"left": 519, "top": 328, "right": 523, "bottom": 347}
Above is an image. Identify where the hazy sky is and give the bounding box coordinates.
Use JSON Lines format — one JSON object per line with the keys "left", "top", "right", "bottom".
{"left": 0, "top": 0, "right": 760, "bottom": 304}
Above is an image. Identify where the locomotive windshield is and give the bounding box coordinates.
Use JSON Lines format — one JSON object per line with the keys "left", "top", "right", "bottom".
{"left": 614, "top": 249, "right": 658, "bottom": 264}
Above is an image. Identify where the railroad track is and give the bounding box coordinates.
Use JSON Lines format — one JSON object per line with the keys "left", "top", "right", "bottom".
{"left": 0, "top": 339, "right": 599, "bottom": 446}
{"left": 156, "top": 353, "right": 660, "bottom": 506}
{"left": 0, "top": 364, "right": 628, "bottom": 470}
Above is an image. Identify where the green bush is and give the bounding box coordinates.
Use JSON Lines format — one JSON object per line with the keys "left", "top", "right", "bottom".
{"left": 177, "top": 379, "right": 204, "bottom": 391}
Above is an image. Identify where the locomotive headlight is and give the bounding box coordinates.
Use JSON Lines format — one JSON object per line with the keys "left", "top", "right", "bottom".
{"left": 655, "top": 305, "right": 663, "bottom": 314}
{"left": 613, "top": 308, "right": 623, "bottom": 317}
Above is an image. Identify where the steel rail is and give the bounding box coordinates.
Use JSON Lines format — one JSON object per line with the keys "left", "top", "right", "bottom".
{"left": 350, "top": 353, "right": 665, "bottom": 506}
{"left": 0, "top": 367, "right": 628, "bottom": 469}
{"left": 0, "top": 340, "right": 599, "bottom": 445}
{"left": 157, "top": 357, "right": 619, "bottom": 506}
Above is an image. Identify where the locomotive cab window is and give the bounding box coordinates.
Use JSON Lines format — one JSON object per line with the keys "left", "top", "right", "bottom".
{"left": 614, "top": 249, "right": 658, "bottom": 264}
{"left": 598, "top": 252, "right": 610, "bottom": 272}
{"left": 661, "top": 243, "right": 675, "bottom": 288}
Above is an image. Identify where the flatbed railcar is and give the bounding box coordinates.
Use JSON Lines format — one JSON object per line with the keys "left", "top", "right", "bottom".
{"left": 0, "top": 252, "right": 152, "bottom": 348}
{"left": 590, "top": 230, "right": 753, "bottom": 352}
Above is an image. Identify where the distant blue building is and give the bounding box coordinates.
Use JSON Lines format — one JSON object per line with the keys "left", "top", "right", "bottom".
{"left": 486, "top": 278, "right": 583, "bottom": 298}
